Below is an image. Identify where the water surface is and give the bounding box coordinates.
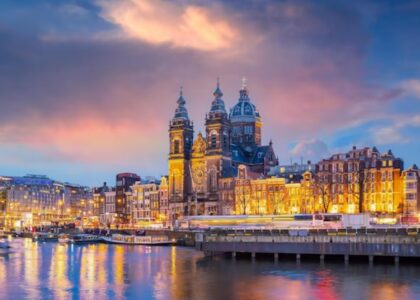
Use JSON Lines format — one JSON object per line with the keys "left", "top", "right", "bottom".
{"left": 0, "top": 238, "right": 419, "bottom": 299}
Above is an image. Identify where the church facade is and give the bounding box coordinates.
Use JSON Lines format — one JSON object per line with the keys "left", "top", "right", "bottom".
{"left": 168, "top": 80, "right": 279, "bottom": 220}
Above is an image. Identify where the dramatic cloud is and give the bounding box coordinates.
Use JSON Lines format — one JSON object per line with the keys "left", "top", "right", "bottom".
{"left": 97, "top": 0, "right": 239, "bottom": 51}
{"left": 0, "top": 0, "right": 419, "bottom": 185}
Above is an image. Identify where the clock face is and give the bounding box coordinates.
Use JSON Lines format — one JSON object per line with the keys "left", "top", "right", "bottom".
{"left": 193, "top": 166, "right": 205, "bottom": 186}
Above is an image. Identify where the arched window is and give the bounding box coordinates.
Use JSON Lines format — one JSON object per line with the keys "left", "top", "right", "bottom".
{"left": 223, "top": 133, "right": 228, "bottom": 149}
{"left": 211, "top": 135, "right": 217, "bottom": 149}
{"left": 209, "top": 130, "right": 218, "bottom": 149}
{"left": 171, "top": 170, "right": 181, "bottom": 195}
{"left": 209, "top": 169, "right": 217, "bottom": 192}
{"left": 174, "top": 140, "right": 180, "bottom": 154}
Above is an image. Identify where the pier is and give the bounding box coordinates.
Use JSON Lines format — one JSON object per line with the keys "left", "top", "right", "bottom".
{"left": 198, "top": 228, "right": 420, "bottom": 262}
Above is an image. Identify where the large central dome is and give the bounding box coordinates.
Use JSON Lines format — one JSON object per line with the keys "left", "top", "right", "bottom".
{"left": 230, "top": 85, "right": 261, "bottom": 123}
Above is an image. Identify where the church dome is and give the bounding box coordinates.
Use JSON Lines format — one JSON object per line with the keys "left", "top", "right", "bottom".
{"left": 209, "top": 80, "right": 227, "bottom": 114}
{"left": 173, "top": 87, "right": 189, "bottom": 121}
{"left": 230, "top": 80, "right": 261, "bottom": 123}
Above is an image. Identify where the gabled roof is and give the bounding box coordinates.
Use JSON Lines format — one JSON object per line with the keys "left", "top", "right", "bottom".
{"left": 251, "top": 146, "right": 269, "bottom": 164}
{"left": 231, "top": 144, "right": 247, "bottom": 163}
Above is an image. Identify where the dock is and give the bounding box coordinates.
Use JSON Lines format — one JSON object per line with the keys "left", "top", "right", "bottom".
{"left": 197, "top": 228, "right": 420, "bottom": 263}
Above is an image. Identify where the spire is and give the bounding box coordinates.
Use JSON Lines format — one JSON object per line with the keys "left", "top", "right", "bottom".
{"left": 209, "top": 77, "right": 226, "bottom": 114}
{"left": 178, "top": 86, "right": 185, "bottom": 105}
{"left": 213, "top": 76, "right": 223, "bottom": 98}
{"left": 173, "top": 86, "right": 189, "bottom": 120}
{"left": 239, "top": 76, "right": 250, "bottom": 101}
{"left": 241, "top": 77, "right": 247, "bottom": 89}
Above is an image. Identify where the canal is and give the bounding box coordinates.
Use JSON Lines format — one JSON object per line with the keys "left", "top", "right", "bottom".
{"left": 0, "top": 238, "right": 419, "bottom": 299}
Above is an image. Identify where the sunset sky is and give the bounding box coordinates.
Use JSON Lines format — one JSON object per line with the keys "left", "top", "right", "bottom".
{"left": 1, "top": 0, "right": 420, "bottom": 186}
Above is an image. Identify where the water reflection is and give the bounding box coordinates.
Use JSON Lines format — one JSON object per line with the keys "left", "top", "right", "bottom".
{"left": 0, "top": 239, "right": 419, "bottom": 300}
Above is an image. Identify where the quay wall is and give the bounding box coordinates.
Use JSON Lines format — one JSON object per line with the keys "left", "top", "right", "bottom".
{"left": 201, "top": 229, "right": 420, "bottom": 258}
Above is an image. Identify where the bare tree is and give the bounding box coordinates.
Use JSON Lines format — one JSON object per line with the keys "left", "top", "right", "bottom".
{"left": 268, "top": 185, "right": 287, "bottom": 214}
{"left": 314, "top": 173, "right": 332, "bottom": 213}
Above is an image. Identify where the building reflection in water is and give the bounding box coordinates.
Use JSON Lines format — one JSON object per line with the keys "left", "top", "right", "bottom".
{"left": 0, "top": 240, "right": 419, "bottom": 299}
{"left": 23, "top": 238, "right": 40, "bottom": 299}
{"left": 48, "top": 243, "right": 71, "bottom": 299}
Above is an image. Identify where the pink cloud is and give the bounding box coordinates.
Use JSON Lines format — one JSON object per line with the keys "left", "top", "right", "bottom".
{"left": 97, "top": 0, "right": 239, "bottom": 51}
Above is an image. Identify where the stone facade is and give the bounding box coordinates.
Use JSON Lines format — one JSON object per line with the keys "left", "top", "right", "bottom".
{"left": 168, "top": 80, "right": 278, "bottom": 220}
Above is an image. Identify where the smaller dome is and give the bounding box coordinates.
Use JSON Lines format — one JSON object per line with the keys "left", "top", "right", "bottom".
{"left": 209, "top": 79, "right": 227, "bottom": 115}
{"left": 173, "top": 87, "right": 189, "bottom": 120}
{"left": 230, "top": 82, "right": 261, "bottom": 122}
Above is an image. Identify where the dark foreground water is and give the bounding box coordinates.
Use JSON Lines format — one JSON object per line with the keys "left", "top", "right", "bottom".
{"left": 0, "top": 238, "right": 419, "bottom": 300}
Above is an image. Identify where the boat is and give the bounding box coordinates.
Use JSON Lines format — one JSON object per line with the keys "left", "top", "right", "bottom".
{"left": 58, "top": 234, "right": 71, "bottom": 244}
{"left": 0, "top": 240, "right": 12, "bottom": 255}
{"left": 69, "top": 234, "right": 101, "bottom": 244}
{"left": 32, "top": 232, "right": 59, "bottom": 242}
{"left": 101, "top": 234, "right": 175, "bottom": 246}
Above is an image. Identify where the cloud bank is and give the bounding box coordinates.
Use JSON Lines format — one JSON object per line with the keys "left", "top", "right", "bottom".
{"left": 0, "top": 0, "right": 419, "bottom": 185}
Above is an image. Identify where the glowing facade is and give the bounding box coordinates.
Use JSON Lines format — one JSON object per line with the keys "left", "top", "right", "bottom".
{"left": 168, "top": 80, "right": 278, "bottom": 220}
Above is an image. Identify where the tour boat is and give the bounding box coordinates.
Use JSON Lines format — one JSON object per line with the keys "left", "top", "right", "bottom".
{"left": 69, "top": 234, "right": 101, "bottom": 244}
{"left": 100, "top": 234, "right": 175, "bottom": 246}
{"left": 0, "top": 240, "right": 12, "bottom": 255}
{"left": 32, "top": 233, "right": 59, "bottom": 242}
{"left": 58, "top": 234, "right": 71, "bottom": 243}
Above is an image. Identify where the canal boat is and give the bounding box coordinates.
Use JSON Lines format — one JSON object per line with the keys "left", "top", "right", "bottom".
{"left": 69, "top": 234, "right": 101, "bottom": 244}
{"left": 100, "top": 234, "right": 174, "bottom": 246}
{"left": 0, "top": 240, "right": 12, "bottom": 255}
{"left": 58, "top": 234, "right": 71, "bottom": 243}
{"left": 32, "top": 232, "right": 59, "bottom": 242}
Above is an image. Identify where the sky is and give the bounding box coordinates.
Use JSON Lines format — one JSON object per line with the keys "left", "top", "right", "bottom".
{"left": 0, "top": 0, "right": 420, "bottom": 186}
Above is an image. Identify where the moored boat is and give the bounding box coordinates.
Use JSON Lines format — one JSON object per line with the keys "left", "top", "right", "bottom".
{"left": 0, "top": 240, "right": 11, "bottom": 255}
{"left": 58, "top": 234, "right": 71, "bottom": 244}
{"left": 101, "top": 234, "right": 174, "bottom": 246}
{"left": 32, "top": 233, "right": 59, "bottom": 242}
{"left": 70, "top": 234, "right": 100, "bottom": 244}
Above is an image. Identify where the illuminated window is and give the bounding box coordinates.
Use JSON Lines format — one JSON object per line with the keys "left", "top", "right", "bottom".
{"left": 211, "top": 134, "right": 217, "bottom": 149}
{"left": 244, "top": 126, "right": 253, "bottom": 134}
{"left": 174, "top": 140, "right": 180, "bottom": 154}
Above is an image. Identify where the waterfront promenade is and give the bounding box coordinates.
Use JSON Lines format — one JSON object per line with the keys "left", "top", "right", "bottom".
{"left": 199, "top": 228, "right": 420, "bottom": 263}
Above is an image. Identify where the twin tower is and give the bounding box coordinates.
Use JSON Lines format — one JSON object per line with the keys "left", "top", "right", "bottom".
{"left": 168, "top": 79, "right": 278, "bottom": 218}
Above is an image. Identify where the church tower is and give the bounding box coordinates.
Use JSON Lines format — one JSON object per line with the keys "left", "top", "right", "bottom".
{"left": 168, "top": 88, "right": 193, "bottom": 218}
{"left": 204, "top": 79, "right": 232, "bottom": 204}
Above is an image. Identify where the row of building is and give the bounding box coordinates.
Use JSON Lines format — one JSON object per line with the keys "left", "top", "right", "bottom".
{"left": 164, "top": 80, "right": 420, "bottom": 222}
{"left": 0, "top": 80, "right": 419, "bottom": 228}
{"left": 1, "top": 145, "right": 419, "bottom": 229}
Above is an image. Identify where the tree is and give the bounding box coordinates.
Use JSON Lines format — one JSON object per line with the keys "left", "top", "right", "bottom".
{"left": 314, "top": 173, "right": 332, "bottom": 213}
{"left": 268, "top": 185, "right": 287, "bottom": 214}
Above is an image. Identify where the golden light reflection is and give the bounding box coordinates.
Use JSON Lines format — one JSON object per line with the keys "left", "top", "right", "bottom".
{"left": 369, "top": 282, "right": 412, "bottom": 300}
{"left": 96, "top": 244, "right": 108, "bottom": 287}
{"left": 170, "top": 246, "right": 177, "bottom": 298}
{"left": 48, "top": 244, "right": 70, "bottom": 300}
{"left": 79, "top": 246, "right": 97, "bottom": 298}
{"left": 23, "top": 239, "right": 40, "bottom": 299}
{"left": 113, "top": 245, "right": 125, "bottom": 299}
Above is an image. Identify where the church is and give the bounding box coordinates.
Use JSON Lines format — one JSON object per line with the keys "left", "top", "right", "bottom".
{"left": 168, "top": 79, "right": 279, "bottom": 219}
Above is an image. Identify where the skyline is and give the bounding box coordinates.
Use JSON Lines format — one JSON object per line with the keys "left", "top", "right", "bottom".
{"left": 1, "top": 0, "right": 420, "bottom": 186}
